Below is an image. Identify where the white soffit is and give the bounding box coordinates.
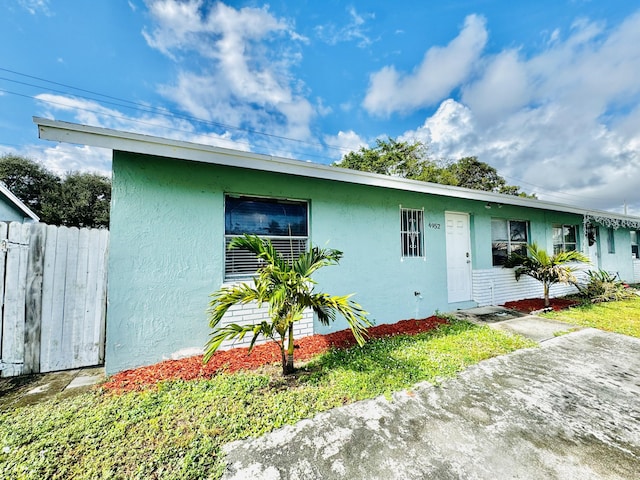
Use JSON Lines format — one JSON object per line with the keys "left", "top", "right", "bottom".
{"left": 34, "top": 117, "right": 640, "bottom": 223}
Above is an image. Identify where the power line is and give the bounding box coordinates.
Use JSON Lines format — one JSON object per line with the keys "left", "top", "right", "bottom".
{"left": 0, "top": 67, "right": 628, "bottom": 208}
{"left": 0, "top": 67, "right": 349, "bottom": 155}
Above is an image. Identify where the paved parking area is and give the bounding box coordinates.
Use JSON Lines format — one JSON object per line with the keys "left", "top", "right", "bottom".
{"left": 222, "top": 329, "right": 640, "bottom": 479}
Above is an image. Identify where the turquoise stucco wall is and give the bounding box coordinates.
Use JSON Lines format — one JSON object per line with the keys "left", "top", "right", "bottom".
{"left": 106, "top": 152, "right": 634, "bottom": 373}
{"left": 595, "top": 227, "right": 635, "bottom": 279}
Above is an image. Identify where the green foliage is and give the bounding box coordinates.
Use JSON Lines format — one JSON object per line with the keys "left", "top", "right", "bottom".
{"left": 0, "top": 154, "right": 60, "bottom": 220}
{"left": 542, "top": 296, "right": 640, "bottom": 338}
{"left": 0, "top": 321, "right": 533, "bottom": 479}
{"left": 504, "top": 242, "right": 589, "bottom": 307}
{"left": 334, "top": 138, "right": 532, "bottom": 196}
{"left": 0, "top": 155, "right": 111, "bottom": 228}
{"left": 206, "top": 235, "right": 371, "bottom": 375}
{"left": 573, "top": 270, "right": 636, "bottom": 303}
{"left": 55, "top": 172, "right": 111, "bottom": 228}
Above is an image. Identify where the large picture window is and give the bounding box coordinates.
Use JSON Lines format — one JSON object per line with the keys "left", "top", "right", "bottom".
{"left": 400, "top": 208, "right": 424, "bottom": 258}
{"left": 492, "top": 219, "right": 528, "bottom": 266}
{"left": 552, "top": 224, "right": 578, "bottom": 254}
{"left": 225, "top": 195, "right": 308, "bottom": 279}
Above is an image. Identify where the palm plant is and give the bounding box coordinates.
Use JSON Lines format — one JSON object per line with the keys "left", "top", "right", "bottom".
{"left": 504, "top": 242, "right": 588, "bottom": 307}
{"left": 205, "top": 234, "right": 371, "bottom": 375}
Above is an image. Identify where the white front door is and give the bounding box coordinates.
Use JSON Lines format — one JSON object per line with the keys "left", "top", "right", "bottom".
{"left": 445, "top": 212, "right": 472, "bottom": 303}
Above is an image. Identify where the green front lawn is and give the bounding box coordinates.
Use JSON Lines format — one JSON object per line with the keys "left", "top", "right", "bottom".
{"left": 0, "top": 321, "right": 534, "bottom": 479}
{"left": 542, "top": 296, "right": 640, "bottom": 338}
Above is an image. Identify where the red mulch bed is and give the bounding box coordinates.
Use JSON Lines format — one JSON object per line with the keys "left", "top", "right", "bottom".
{"left": 102, "top": 316, "right": 448, "bottom": 393}
{"left": 503, "top": 297, "right": 580, "bottom": 313}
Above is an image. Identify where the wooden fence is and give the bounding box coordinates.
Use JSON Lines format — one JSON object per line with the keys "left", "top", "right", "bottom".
{"left": 0, "top": 222, "right": 109, "bottom": 377}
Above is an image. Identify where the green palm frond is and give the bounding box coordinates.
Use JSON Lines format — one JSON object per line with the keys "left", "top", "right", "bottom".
{"left": 206, "top": 234, "right": 371, "bottom": 374}
{"left": 504, "top": 241, "right": 589, "bottom": 306}
{"left": 203, "top": 321, "right": 272, "bottom": 363}
{"left": 208, "top": 283, "right": 263, "bottom": 327}
{"left": 228, "top": 234, "right": 286, "bottom": 270}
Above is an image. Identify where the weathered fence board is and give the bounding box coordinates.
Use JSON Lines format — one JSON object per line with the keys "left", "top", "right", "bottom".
{"left": 1, "top": 223, "right": 30, "bottom": 376}
{"left": 0, "top": 222, "right": 109, "bottom": 377}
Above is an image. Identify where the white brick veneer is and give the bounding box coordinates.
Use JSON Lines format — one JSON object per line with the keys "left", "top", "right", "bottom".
{"left": 472, "top": 264, "right": 589, "bottom": 307}
{"left": 217, "top": 302, "right": 314, "bottom": 350}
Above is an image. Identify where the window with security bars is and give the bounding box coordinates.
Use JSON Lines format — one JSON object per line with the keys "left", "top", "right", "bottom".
{"left": 400, "top": 208, "right": 424, "bottom": 258}
{"left": 225, "top": 195, "right": 308, "bottom": 279}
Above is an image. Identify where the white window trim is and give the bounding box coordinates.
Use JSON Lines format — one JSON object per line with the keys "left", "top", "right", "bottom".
{"left": 491, "top": 218, "right": 529, "bottom": 267}
{"left": 553, "top": 224, "right": 579, "bottom": 253}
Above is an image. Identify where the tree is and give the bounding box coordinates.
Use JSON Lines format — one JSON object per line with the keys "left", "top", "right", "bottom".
{"left": 335, "top": 138, "right": 532, "bottom": 197}
{"left": 0, "top": 154, "right": 111, "bottom": 227}
{"left": 0, "top": 154, "right": 60, "bottom": 220}
{"left": 504, "top": 243, "right": 589, "bottom": 307}
{"left": 57, "top": 172, "right": 111, "bottom": 228}
{"left": 337, "top": 137, "right": 428, "bottom": 177}
{"left": 205, "top": 235, "right": 371, "bottom": 375}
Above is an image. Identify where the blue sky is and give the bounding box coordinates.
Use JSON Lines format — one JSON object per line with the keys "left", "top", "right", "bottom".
{"left": 1, "top": 0, "right": 639, "bottom": 214}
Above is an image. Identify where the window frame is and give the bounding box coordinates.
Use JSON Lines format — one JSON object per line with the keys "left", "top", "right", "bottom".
{"left": 400, "top": 207, "right": 425, "bottom": 259}
{"left": 491, "top": 218, "right": 530, "bottom": 266}
{"left": 552, "top": 224, "right": 578, "bottom": 254}
{"left": 224, "top": 194, "right": 309, "bottom": 280}
{"left": 607, "top": 227, "right": 615, "bottom": 254}
{"left": 631, "top": 230, "right": 639, "bottom": 258}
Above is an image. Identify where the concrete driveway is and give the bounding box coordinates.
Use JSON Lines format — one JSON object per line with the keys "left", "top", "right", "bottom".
{"left": 222, "top": 329, "right": 640, "bottom": 479}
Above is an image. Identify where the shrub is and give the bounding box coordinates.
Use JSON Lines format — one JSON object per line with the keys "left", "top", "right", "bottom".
{"left": 574, "top": 270, "right": 635, "bottom": 303}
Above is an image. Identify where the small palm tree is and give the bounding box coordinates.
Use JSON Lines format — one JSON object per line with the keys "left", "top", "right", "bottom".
{"left": 204, "top": 234, "right": 371, "bottom": 375}
{"left": 504, "top": 242, "right": 588, "bottom": 307}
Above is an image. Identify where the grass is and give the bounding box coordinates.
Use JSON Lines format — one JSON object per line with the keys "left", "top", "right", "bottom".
{"left": 0, "top": 321, "right": 534, "bottom": 479}
{"left": 542, "top": 295, "right": 640, "bottom": 338}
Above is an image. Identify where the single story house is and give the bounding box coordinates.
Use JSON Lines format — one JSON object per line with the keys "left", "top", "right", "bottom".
{"left": 35, "top": 117, "right": 640, "bottom": 375}
{"left": 0, "top": 182, "right": 39, "bottom": 223}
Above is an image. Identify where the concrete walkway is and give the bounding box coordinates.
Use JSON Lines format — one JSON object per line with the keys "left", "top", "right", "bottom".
{"left": 222, "top": 328, "right": 640, "bottom": 479}
{"left": 451, "top": 306, "right": 583, "bottom": 342}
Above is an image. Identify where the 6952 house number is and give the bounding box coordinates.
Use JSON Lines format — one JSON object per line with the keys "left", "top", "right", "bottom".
{"left": 428, "top": 223, "right": 441, "bottom": 229}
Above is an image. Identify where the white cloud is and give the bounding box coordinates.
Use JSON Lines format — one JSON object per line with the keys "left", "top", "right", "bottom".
{"left": 315, "top": 7, "right": 375, "bottom": 48}
{"left": 142, "top": 0, "right": 315, "bottom": 145}
{"left": 394, "top": 11, "right": 640, "bottom": 214}
{"left": 324, "top": 130, "right": 367, "bottom": 161}
{"left": 363, "top": 14, "right": 488, "bottom": 116}
{"left": 460, "top": 49, "right": 530, "bottom": 125}
{"left": 18, "top": 0, "right": 50, "bottom": 15}
{"left": 31, "top": 93, "right": 247, "bottom": 174}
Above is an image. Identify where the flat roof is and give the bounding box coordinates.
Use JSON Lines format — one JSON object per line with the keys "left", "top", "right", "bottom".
{"left": 34, "top": 116, "right": 640, "bottom": 225}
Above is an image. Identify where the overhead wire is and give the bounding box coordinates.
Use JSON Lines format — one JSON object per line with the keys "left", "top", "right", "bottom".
{"left": 0, "top": 67, "right": 623, "bottom": 208}
{"left": 0, "top": 67, "right": 349, "bottom": 155}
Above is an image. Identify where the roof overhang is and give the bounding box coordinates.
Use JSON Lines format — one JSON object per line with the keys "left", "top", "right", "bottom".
{"left": 34, "top": 117, "right": 640, "bottom": 225}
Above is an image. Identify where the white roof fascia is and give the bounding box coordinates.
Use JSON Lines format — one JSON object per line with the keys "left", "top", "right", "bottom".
{"left": 0, "top": 182, "right": 40, "bottom": 221}
{"left": 34, "top": 117, "right": 640, "bottom": 223}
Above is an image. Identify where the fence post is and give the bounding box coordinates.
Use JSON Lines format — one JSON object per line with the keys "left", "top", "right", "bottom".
{"left": 24, "top": 223, "right": 46, "bottom": 374}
